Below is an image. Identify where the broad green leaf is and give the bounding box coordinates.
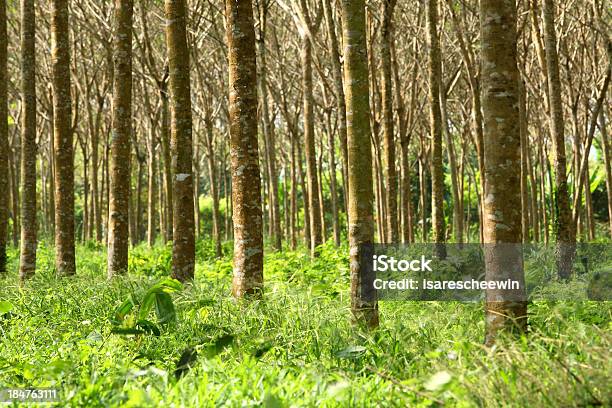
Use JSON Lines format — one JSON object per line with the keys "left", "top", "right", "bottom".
{"left": 112, "top": 295, "right": 136, "bottom": 324}
{"left": 155, "top": 292, "right": 176, "bottom": 324}
{"left": 150, "top": 278, "right": 183, "bottom": 294}
{"left": 139, "top": 292, "right": 156, "bottom": 321}
{"left": 0, "top": 301, "right": 13, "bottom": 315}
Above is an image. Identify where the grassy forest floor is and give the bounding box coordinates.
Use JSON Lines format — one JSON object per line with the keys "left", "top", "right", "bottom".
{"left": 0, "top": 240, "right": 610, "bottom": 407}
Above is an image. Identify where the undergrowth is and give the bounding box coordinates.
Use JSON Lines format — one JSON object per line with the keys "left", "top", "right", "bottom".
{"left": 0, "top": 240, "right": 609, "bottom": 407}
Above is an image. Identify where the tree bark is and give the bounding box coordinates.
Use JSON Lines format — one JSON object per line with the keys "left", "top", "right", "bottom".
{"left": 480, "top": 0, "right": 527, "bottom": 345}
{"left": 18, "top": 0, "right": 37, "bottom": 280}
{"left": 324, "top": 108, "right": 341, "bottom": 246}
{"left": 226, "top": 0, "right": 264, "bottom": 298}
{"left": 440, "top": 81, "right": 462, "bottom": 245}
{"left": 0, "top": 0, "right": 8, "bottom": 274}
{"left": 599, "top": 109, "right": 612, "bottom": 238}
{"left": 145, "top": 97, "right": 158, "bottom": 247}
{"left": 519, "top": 80, "right": 530, "bottom": 242}
{"left": 302, "top": 37, "right": 323, "bottom": 256}
{"left": 51, "top": 0, "right": 76, "bottom": 276}
{"left": 542, "top": 0, "right": 575, "bottom": 279}
{"left": 165, "top": 0, "right": 196, "bottom": 282}
{"left": 160, "top": 82, "right": 173, "bottom": 243}
{"left": 203, "top": 101, "right": 222, "bottom": 257}
{"left": 381, "top": 0, "right": 398, "bottom": 243}
{"left": 341, "top": 0, "right": 378, "bottom": 328}
{"left": 426, "top": 0, "right": 446, "bottom": 258}
{"left": 323, "top": 0, "right": 349, "bottom": 214}
{"left": 107, "top": 0, "right": 133, "bottom": 277}
{"left": 256, "top": 3, "right": 281, "bottom": 251}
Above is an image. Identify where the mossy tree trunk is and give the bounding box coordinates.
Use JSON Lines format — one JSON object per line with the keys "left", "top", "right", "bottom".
{"left": 542, "top": 0, "right": 575, "bottom": 279}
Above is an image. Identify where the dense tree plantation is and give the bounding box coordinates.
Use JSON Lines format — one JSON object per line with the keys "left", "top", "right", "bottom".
{"left": 0, "top": 0, "right": 610, "bottom": 405}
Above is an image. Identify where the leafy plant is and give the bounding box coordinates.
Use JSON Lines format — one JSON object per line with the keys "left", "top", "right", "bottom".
{"left": 110, "top": 278, "right": 182, "bottom": 336}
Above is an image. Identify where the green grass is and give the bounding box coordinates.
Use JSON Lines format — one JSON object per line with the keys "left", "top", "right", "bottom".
{"left": 0, "top": 240, "right": 610, "bottom": 407}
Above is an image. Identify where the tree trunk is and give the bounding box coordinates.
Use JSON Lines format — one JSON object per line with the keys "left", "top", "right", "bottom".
{"left": 519, "top": 80, "right": 530, "bottom": 242}
{"left": 426, "top": 0, "right": 446, "bottom": 258}
{"left": 165, "top": 0, "right": 195, "bottom": 282}
{"left": 92, "top": 98, "right": 103, "bottom": 242}
{"left": 395, "top": 45, "right": 416, "bottom": 244}
{"left": 203, "top": 106, "right": 222, "bottom": 257}
{"left": 599, "top": 109, "right": 612, "bottom": 238}
{"left": 136, "top": 155, "right": 144, "bottom": 242}
{"left": 226, "top": 0, "right": 264, "bottom": 298}
{"left": 19, "top": 0, "right": 37, "bottom": 280}
{"left": 297, "top": 137, "right": 310, "bottom": 246}
{"left": 584, "top": 164, "right": 595, "bottom": 240}
{"left": 381, "top": 0, "right": 398, "bottom": 243}
{"left": 51, "top": 0, "right": 76, "bottom": 276}
{"left": 0, "top": 0, "right": 8, "bottom": 274}
{"left": 301, "top": 38, "right": 322, "bottom": 256}
{"left": 82, "top": 151, "right": 89, "bottom": 241}
{"left": 160, "top": 85, "right": 173, "bottom": 243}
{"left": 323, "top": 0, "right": 349, "bottom": 214}
{"left": 418, "top": 151, "right": 429, "bottom": 242}
{"left": 341, "top": 0, "right": 378, "bottom": 328}
{"left": 445, "top": 0, "right": 485, "bottom": 244}
{"left": 325, "top": 110, "right": 340, "bottom": 246}
{"left": 107, "top": 0, "right": 133, "bottom": 277}
{"left": 527, "top": 142, "right": 540, "bottom": 241}
{"left": 480, "top": 0, "right": 527, "bottom": 345}
{"left": 290, "top": 130, "right": 298, "bottom": 249}
{"left": 542, "top": 0, "right": 575, "bottom": 279}
{"left": 9, "top": 150, "right": 19, "bottom": 247}
{"left": 440, "top": 83, "right": 462, "bottom": 245}
{"left": 147, "top": 123, "right": 157, "bottom": 246}
{"left": 256, "top": 4, "right": 281, "bottom": 251}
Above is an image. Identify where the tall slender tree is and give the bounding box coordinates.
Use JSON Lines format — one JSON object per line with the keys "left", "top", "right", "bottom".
{"left": 51, "top": 0, "right": 76, "bottom": 276}
{"left": 323, "top": 0, "right": 348, "bottom": 214}
{"left": 341, "top": 0, "right": 378, "bottom": 328}
{"left": 0, "top": 0, "right": 7, "bottom": 275}
{"left": 226, "top": 0, "right": 264, "bottom": 297}
{"left": 542, "top": 0, "right": 575, "bottom": 279}
{"left": 381, "top": 0, "right": 397, "bottom": 243}
{"left": 480, "top": 0, "right": 527, "bottom": 345}
{"left": 19, "top": 0, "right": 37, "bottom": 280}
{"left": 165, "top": 0, "right": 195, "bottom": 282}
{"left": 426, "top": 0, "right": 446, "bottom": 257}
{"left": 255, "top": 1, "right": 282, "bottom": 251}
{"left": 107, "top": 0, "right": 134, "bottom": 278}
{"left": 299, "top": 0, "right": 323, "bottom": 256}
